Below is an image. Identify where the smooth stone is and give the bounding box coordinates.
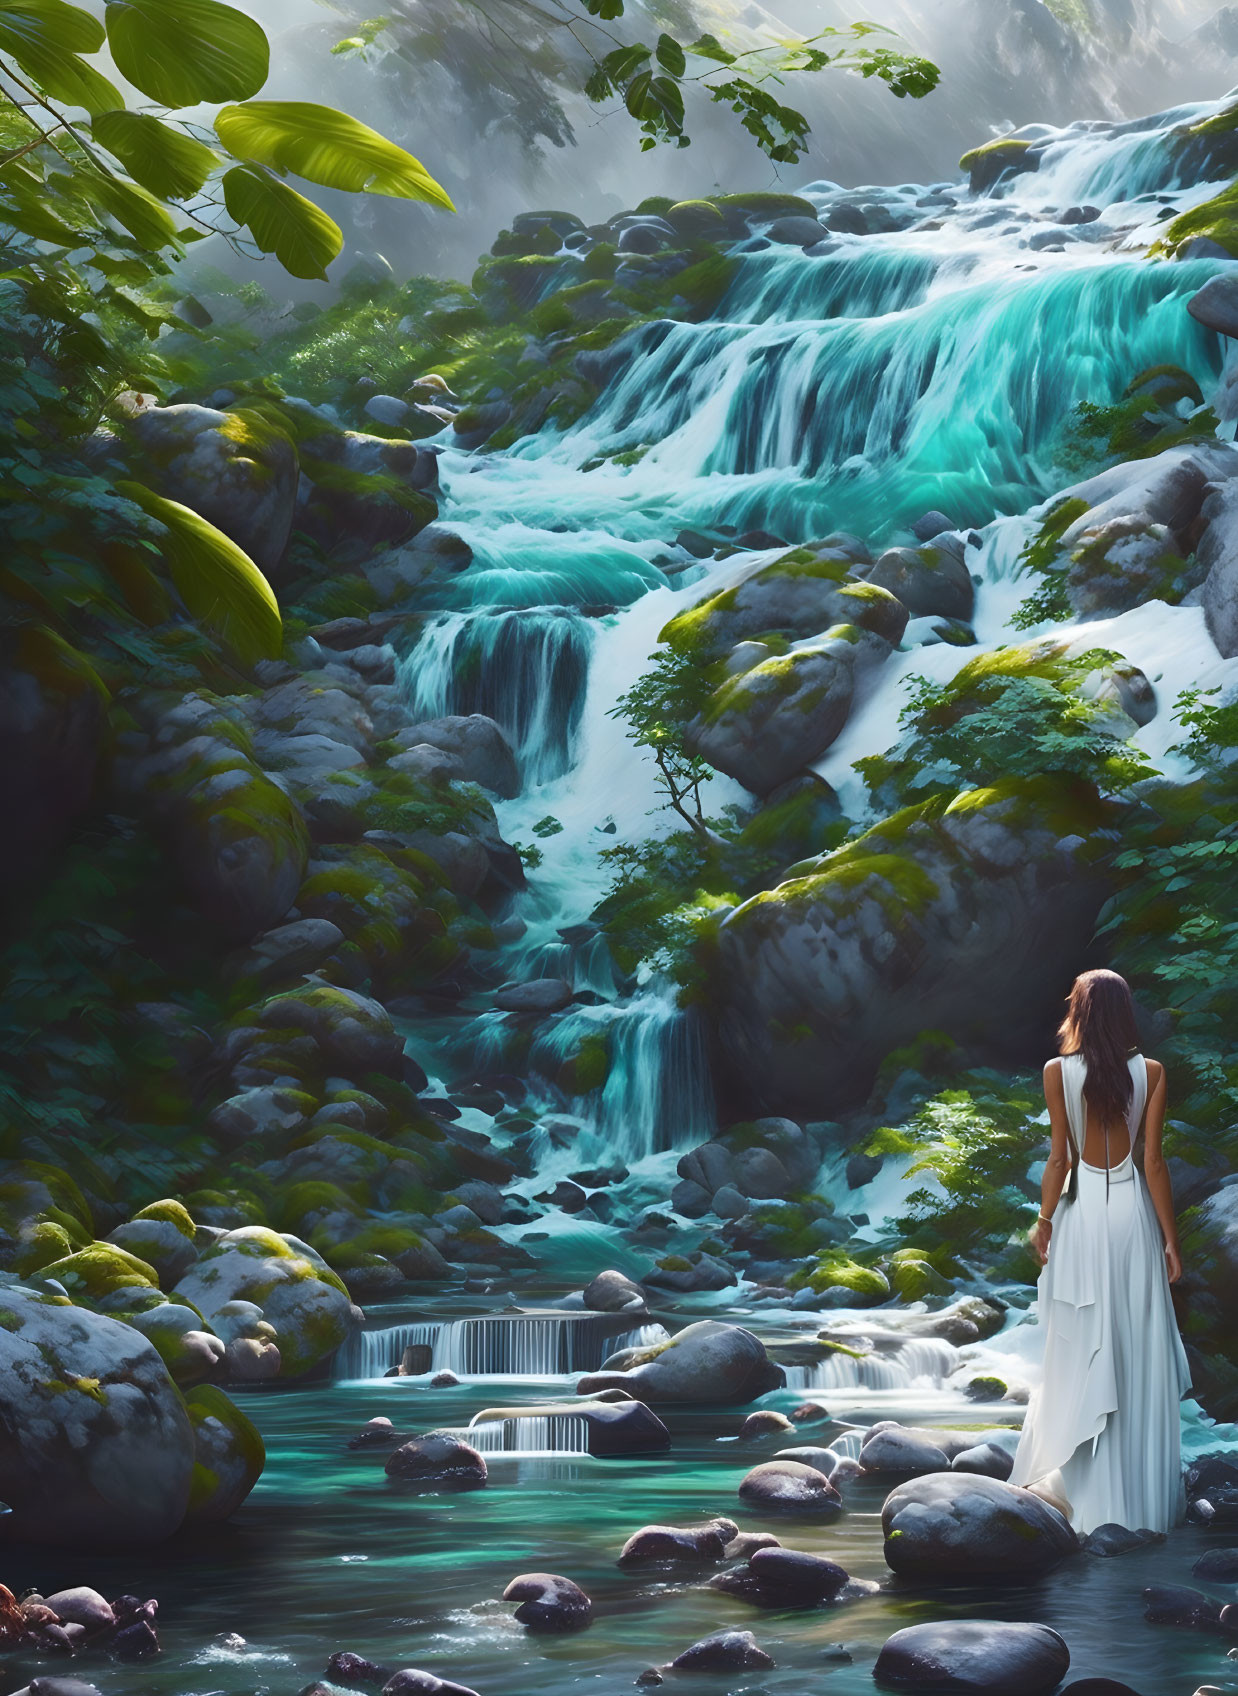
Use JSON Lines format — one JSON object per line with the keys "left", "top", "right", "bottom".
{"left": 882, "top": 1473, "right": 1078, "bottom": 1577}
{"left": 670, "top": 1630, "right": 775, "bottom": 1671}
{"left": 384, "top": 1433, "right": 487, "bottom": 1488}
{"left": 773, "top": 1445, "right": 838, "bottom": 1477}
{"left": 327, "top": 1651, "right": 393, "bottom": 1685}
{"left": 1080, "top": 1523, "right": 1164, "bottom": 1556}
{"left": 1141, "top": 1584, "right": 1223, "bottom": 1628}
{"left": 348, "top": 1418, "right": 406, "bottom": 1451}
{"left": 874, "top": 1619, "right": 1070, "bottom": 1693}
{"left": 724, "top": 1531, "right": 781, "bottom": 1558}
{"left": 578, "top": 1320, "right": 784, "bottom": 1405}
{"left": 748, "top": 1546, "right": 850, "bottom": 1598}
{"left": 41, "top": 1589, "right": 114, "bottom": 1631}
{"left": 494, "top": 978, "right": 573, "bottom": 1014}
{"left": 502, "top": 1573, "right": 592, "bottom": 1632}
{"left": 738, "top": 1460, "right": 843, "bottom": 1518}
{"left": 1194, "top": 1547, "right": 1238, "bottom": 1581}
{"left": 112, "top": 1620, "right": 159, "bottom": 1659}
{"left": 13, "top": 1683, "right": 106, "bottom": 1696}
{"left": 583, "top": 1270, "right": 647, "bottom": 1313}
{"left": 618, "top": 1518, "right": 738, "bottom": 1565}
{"left": 1188, "top": 275, "right": 1238, "bottom": 339}
{"left": 951, "top": 1442, "right": 1014, "bottom": 1480}
{"left": 381, "top": 1673, "right": 481, "bottom": 1696}
{"left": 739, "top": 1410, "right": 795, "bottom": 1439}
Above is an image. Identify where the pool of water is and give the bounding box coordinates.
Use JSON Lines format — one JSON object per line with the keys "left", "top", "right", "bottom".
{"left": 7, "top": 1346, "right": 1237, "bottom": 1696}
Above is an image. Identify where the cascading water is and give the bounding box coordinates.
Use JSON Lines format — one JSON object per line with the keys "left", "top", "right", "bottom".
{"left": 333, "top": 1314, "right": 669, "bottom": 1380}
{"left": 455, "top": 1415, "right": 591, "bottom": 1456}
{"left": 783, "top": 1336, "right": 962, "bottom": 1393}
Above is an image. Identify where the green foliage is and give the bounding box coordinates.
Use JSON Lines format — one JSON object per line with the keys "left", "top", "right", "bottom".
{"left": 854, "top": 644, "right": 1155, "bottom": 812}
{"left": 214, "top": 101, "right": 455, "bottom": 208}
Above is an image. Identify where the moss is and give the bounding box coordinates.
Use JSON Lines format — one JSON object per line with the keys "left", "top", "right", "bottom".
{"left": 1155, "top": 180, "right": 1238, "bottom": 259}
{"left": 887, "top": 1256, "right": 952, "bottom": 1301}
{"left": 959, "top": 136, "right": 1033, "bottom": 170}
{"left": 16, "top": 625, "right": 110, "bottom": 707}
{"left": 39, "top": 1241, "right": 160, "bottom": 1302}
{"left": 796, "top": 1255, "right": 890, "bottom": 1298}
{"left": 13, "top": 1220, "right": 75, "bottom": 1275}
{"left": 557, "top": 1029, "right": 611, "bottom": 1095}
{"left": 711, "top": 192, "right": 817, "bottom": 222}
{"left": 133, "top": 1198, "right": 196, "bottom": 1237}
{"left": 183, "top": 1383, "right": 266, "bottom": 1521}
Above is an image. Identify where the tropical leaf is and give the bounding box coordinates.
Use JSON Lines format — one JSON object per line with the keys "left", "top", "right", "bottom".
{"left": 214, "top": 100, "right": 453, "bottom": 209}
{"left": 91, "top": 111, "right": 219, "bottom": 200}
{"left": 655, "top": 32, "right": 685, "bottom": 75}
{"left": 104, "top": 0, "right": 269, "bottom": 106}
{"left": 115, "top": 480, "right": 282, "bottom": 667}
{"left": 0, "top": 3, "right": 121, "bottom": 112}
{"left": 81, "top": 173, "right": 182, "bottom": 251}
{"left": 221, "top": 163, "right": 342, "bottom": 280}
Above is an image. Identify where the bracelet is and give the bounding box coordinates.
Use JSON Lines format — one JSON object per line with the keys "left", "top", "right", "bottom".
{"left": 1036, "top": 1214, "right": 1053, "bottom": 1226}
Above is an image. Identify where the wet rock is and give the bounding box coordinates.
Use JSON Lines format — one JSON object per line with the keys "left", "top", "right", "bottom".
{"left": 381, "top": 1672, "right": 481, "bottom": 1696}
{"left": 860, "top": 1423, "right": 981, "bottom": 1474}
{"left": 951, "top": 1442, "right": 1014, "bottom": 1481}
{"left": 791, "top": 1401, "right": 831, "bottom": 1423}
{"left": 256, "top": 984, "right": 405, "bottom": 1076}
{"left": 183, "top": 1384, "right": 265, "bottom": 1521}
{"left": 618, "top": 1518, "right": 738, "bottom": 1565}
{"left": 1141, "top": 1584, "right": 1224, "bottom": 1629}
{"left": 861, "top": 544, "right": 975, "bottom": 621}
{"left": 393, "top": 714, "right": 519, "bottom": 799}
{"left": 577, "top": 1320, "right": 784, "bottom": 1404}
{"left": 738, "top": 1460, "right": 843, "bottom": 1518}
{"left": 739, "top": 1410, "right": 795, "bottom": 1440}
{"left": 1189, "top": 275, "right": 1238, "bottom": 339}
{"left": 671, "top": 1630, "right": 774, "bottom": 1671}
{"left": 746, "top": 1546, "right": 850, "bottom": 1600}
{"left": 773, "top": 1446, "right": 838, "bottom": 1477}
{"left": 385, "top": 1433, "right": 487, "bottom": 1488}
{"left": 11, "top": 1682, "right": 105, "bottom": 1696}
{"left": 583, "top": 1269, "right": 647, "bottom": 1313}
{"left": 429, "top": 1370, "right": 459, "bottom": 1388}
{"left": 767, "top": 215, "right": 830, "bottom": 245}
{"left": 502, "top": 1573, "right": 592, "bottom": 1632}
{"left": 494, "top": 978, "right": 574, "bottom": 1014}
{"left": 41, "top": 1589, "right": 114, "bottom": 1632}
{"left": 1080, "top": 1523, "right": 1164, "bottom": 1556}
{"left": 1193, "top": 1547, "right": 1238, "bottom": 1581}
{"left": 874, "top": 1619, "right": 1069, "bottom": 1693}
{"left": 348, "top": 1417, "right": 406, "bottom": 1451}
{"left": 911, "top": 510, "right": 958, "bottom": 542}
{"left": 112, "top": 1619, "right": 160, "bottom": 1659}
{"left": 882, "top": 1474, "right": 1078, "bottom": 1578}
{"left": 724, "top": 1531, "right": 781, "bottom": 1558}
{"left": 327, "top": 1651, "right": 392, "bottom": 1686}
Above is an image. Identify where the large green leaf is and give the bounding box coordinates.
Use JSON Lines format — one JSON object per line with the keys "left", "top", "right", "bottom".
{"left": 0, "top": 3, "right": 121, "bottom": 112}
{"left": 81, "top": 172, "right": 182, "bottom": 251}
{"left": 221, "top": 163, "right": 342, "bottom": 280}
{"left": 104, "top": 0, "right": 268, "bottom": 106}
{"left": 116, "top": 480, "right": 282, "bottom": 667}
{"left": 92, "top": 111, "right": 219, "bottom": 200}
{"left": 0, "top": 0, "right": 102, "bottom": 50}
{"left": 214, "top": 100, "right": 454, "bottom": 209}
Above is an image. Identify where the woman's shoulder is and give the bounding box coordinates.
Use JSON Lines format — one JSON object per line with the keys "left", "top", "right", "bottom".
{"left": 1143, "top": 1054, "right": 1165, "bottom": 1085}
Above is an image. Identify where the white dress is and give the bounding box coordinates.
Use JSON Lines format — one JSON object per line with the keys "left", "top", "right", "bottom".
{"left": 1008, "top": 1051, "right": 1192, "bottom": 1534}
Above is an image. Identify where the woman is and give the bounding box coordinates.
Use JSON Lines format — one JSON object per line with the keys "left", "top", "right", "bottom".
{"left": 1008, "top": 968, "right": 1191, "bottom": 1535}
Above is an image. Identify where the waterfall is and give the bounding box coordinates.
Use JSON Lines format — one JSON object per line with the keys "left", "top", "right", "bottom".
{"left": 398, "top": 609, "right": 592, "bottom": 782}
{"left": 333, "top": 1314, "right": 668, "bottom": 1380}
{"left": 783, "top": 1336, "right": 961, "bottom": 1393}
{"left": 456, "top": 1416, "right": 591, "bottom": 1456}
{"left": 1002, "top": 99, "right": 1233, "bottom": 209}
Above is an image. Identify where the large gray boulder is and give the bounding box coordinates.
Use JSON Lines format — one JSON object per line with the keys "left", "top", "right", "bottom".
{"left": 173, "top": 1226, "right": 355, "bottom": 1378}
{"left": 881, "top": 1473, "right": 1079, "bottom": 1578}
{"left": 1188, "top": 274, "right": 1238, "bottom": 339}
{"left": 874, "top": 1620, "right": 1069, "bottom": 1693}
{"left": 393, "top": 714, "right": 520, "bottom": 798}
{"left": 686, "top": 626, "right": 891, "bottom": 796}
{"left": 860, "top": 544, "right": 974, "bottom": 621}
{"left": 256, "top": 985, "right": 405, "bottom": 1075}
{"left": 713, "top": 777, "right": 1112, "bottom": 1114}
{"left": 1199, "top": 479, "right": 1238, "bottom": 658}
{"left": 126, "top": 402, "right": 299, "bottom": 576}
{"left": 0, "top": 1282, "right": 194, "bottom": 1543}
{"left": 576, "top": 1320, "right": 785, "bottom": 1404}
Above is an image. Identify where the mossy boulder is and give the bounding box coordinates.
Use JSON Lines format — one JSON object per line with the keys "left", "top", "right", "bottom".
{"left": 886, "top": 1255, "right": 953, "bottom": 1302}
{"left": 108, "top": 1201, "right": 199, "bottom": 1288}
{"left": 0, "top": 1160, "right": 94, "bottom": 1240}
{"left": 577, "top": 1320, "right": 785, "bottom": 1404}
{"left": 686, "top": 627, "right": 891, "bottom": 796}
{"left": 959, "top": 136, "right": 1039, "bottom": 194}
{"left": 861, "top": 545, "right": 974, "bottom": 622}
{"left": 171, "top": 762, "right": 310, "bottom": 942}
{"left": 172, "top": 1225, "right": 356, "bottom": 1378}
{"left": 295, "top": 426, "right": 439, "bottom": 563}
{"left": 126, "top": 402, "right": 299, "bottom": 576}
{"left": 256, "top": 984, "right": 405, "bottom": 1076}
{"left": 0, "top": 1279, "right": 195, "bottom": 1544}
{"left": 661, "top": 547, "right": 907, "bottom": 659}
{"left": 795, "top": 1256, "right": 890, "bottom": 1303}
{"left": 667, "top": 200, "right": 727, "bottom": 239}
{"left": 712, "top": 778, "right": 1114, "bottom": 1114}
{"left": 38, "top": 1243, "right": 161, "bottom": 1308}
{"left": 711, "top": 193, "right": 817, "bottom": 234}
{"left": 182, "top": 1383, "right": 266, "bottom": 1521}
{"left": 12, "top": 1220, "right": 78, "bottom": 1276}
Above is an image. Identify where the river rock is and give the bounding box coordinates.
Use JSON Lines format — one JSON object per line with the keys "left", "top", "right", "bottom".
{"left": 107, "top": 1200, "right": 199, "bottom": 1287}
{"left": 774, "top": 1445, "right": 838, "bottom": 1476}
{"left": 226, "top": 917, "right": 346, "bottom": 990}
{"left": 951, "top": 1441, "right": 1014, "bottom": 1480}
{"left": 256, "top": 984, "right": 405, "bottom": 1075}
{"left": 1141, "top": 1584, "right": 1223, "bottom": 1628}
{"left": 882, "top": 1474, "right": 1079, "bottom": 1577}
{"left": 126, "top": 402, "right": 299, "bottom": 575}
{"left": 1193, "top": 1547, "right": 1238, "bottom": 1581}
{"left": 738, "top": 1460, "right": 843, "bottom": 1518}
{"left": 385, "top": 1432, "right": 488, "bottom": 1487}
{"left": 0, "top": 1282, "right": 195, "bottom": 1543}
{"left": 576, "top": 1320, "right": 784, "bottom": 1404}
{"left": 747, "top": 1545, "right": 850, "bottom": 1598}
{"left": 502, "top": 1573, "right": 592, "bottom": 1631}
{"left": 739, "top": 1409, "right": 795, "bottom": 1439}
{"left": 173, "top": 1226, "right": 354, "bottom": 1377}
{"left": 712, "top": 776, "right": 1113, "bottom": 1113}
{"left": 10, "top": 1682, "right": 106, "bottom": 1696}
{"left": 860, "top": 1423, "right": 985, "bottom": 1474}
{"left": 671, "top": 1630, "right": 775, "bottom": 1671}
{"left": 327, "top": 1651, "right": 392, "bottom": 1685}
{"left": 183, "top": 1383, "right": 266, "bottom": 1520}
{"left": 582, "top": 1268, "right": 647, "bottom": 1312}
{"left": 618, "top": 1518, "right": 738, "bottom": 1565}
{"left": 40, "top": 1589, "right": 114, "bottom": 1632}
{"left": 873, "top": 1619, "right": 1070, "bottom": 1692}
{"left": 1188, "top": 275, "right": 1238, "bottom": 339}
{"left": 381, "top": 1672, "right": 481, "bottom": 1696}
{"left": 861, "top": 544, "right": 974, "bottom": 620}
{"left": 494, "top": 978, "right": 574, "bottom": 1014}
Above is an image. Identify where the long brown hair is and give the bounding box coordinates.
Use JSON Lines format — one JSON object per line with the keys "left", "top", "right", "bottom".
{"left": 1058, "top": 968, "right": 1140, "bottom": 1125}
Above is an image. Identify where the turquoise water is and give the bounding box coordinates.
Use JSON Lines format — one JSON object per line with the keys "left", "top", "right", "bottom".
{"left": 9, "top": 1346, "right": 1238, "bottom": 1696}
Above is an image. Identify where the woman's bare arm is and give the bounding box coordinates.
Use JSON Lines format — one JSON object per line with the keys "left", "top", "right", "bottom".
{"left": 1140, "top": 1059, "right": 1182, "bottom": 1283}
{"left": 1029, "top": 1059, "right": 1072, "bottom": 1266}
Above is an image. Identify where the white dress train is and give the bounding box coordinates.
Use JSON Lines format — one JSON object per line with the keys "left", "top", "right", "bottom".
{"left": 1008, "top": 1051, "right": 1192, "bottom": 1535}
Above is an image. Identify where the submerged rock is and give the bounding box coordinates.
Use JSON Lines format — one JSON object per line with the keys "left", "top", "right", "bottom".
{"left": 874, "top": 1619, "right": 1069, "bottom": 1692}
{"left": 618, "top": 1518, "right": 738, "bottom": 1565}
{"left": 670, "top": 1630, "right": 775, "bottom": 1671}
{"left": 381, "top": 1672, "right": 481, "bottom": 1696}
{"left": 582, "top": 1269, "right": 647, "bottom": 1312}
{"left": 738, "top": 1460, "right": 844, "bottom": 1518}
{"left": 882, "top": 1474, "right": 1078, "bottom": 1578}
{"left": 576, "top": 1320, "right": 784, "bottom": 1404}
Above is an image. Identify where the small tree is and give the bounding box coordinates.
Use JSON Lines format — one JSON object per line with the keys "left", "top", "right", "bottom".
{"left": 607, "top": 642, "right": 727, "bottom": 845}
